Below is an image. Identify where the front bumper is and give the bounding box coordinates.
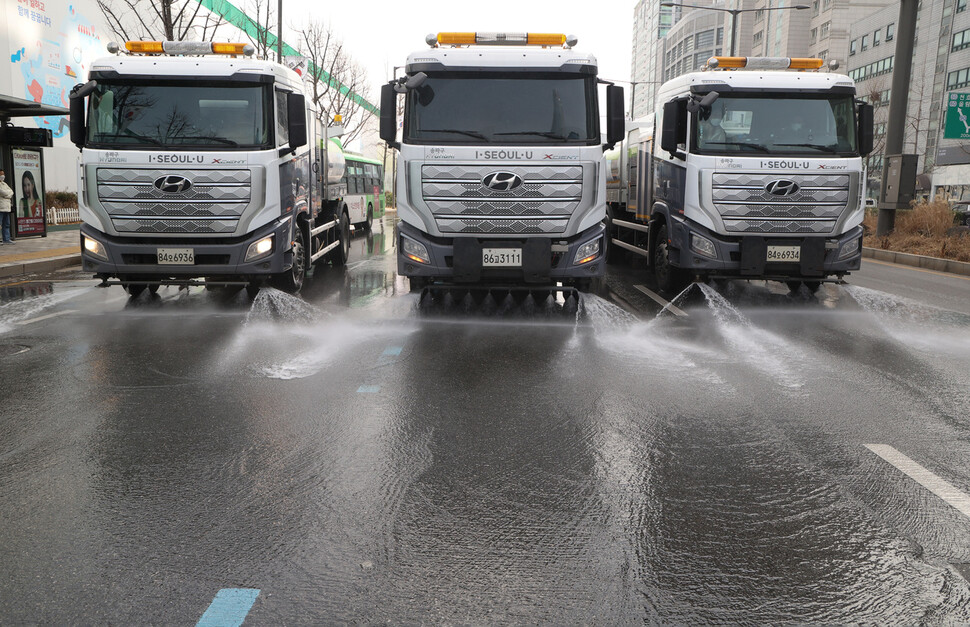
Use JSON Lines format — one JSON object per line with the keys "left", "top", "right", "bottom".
{"left": 80, "top": 217, "right": 294, "bottom": 280}
{"left": 397, "top": 221, "right": 605, "bottom": 285}
{"left": 668, "top": 218, "right": 863, "bottom": 279}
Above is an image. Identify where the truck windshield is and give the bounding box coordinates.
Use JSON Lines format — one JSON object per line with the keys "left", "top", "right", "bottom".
{"left": 404, "top": 73, "right": 598, "bottom": 145}
{"left": 86, "top": 81, "right": 271, "bottom": 149}
{"left": 693, "top": 94, "right": 858, "bottom": 156}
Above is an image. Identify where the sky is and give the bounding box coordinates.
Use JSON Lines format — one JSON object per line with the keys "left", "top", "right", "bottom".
{"left": 292, "top": 0, "right": 638, "bottom": 108}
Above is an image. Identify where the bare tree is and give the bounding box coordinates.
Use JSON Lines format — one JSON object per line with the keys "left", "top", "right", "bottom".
{"left": 298, "top": 20, "right": 374, "bottom": 147}
{"left": 238, "top": 0, "right": 275, "bottom": 60}
{"left": 98, "top": 0, "right": 223, "bottom": 42}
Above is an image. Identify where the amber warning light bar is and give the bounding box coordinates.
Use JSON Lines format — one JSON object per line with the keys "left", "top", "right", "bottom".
{"left": 428, "top": 32, "right": 578, "bottom": 48}
{"left": 707, "top": 56, "right": 825, "bottom": 70}
{"left": 110, "top": 41, "right": 256, "bottom": 56}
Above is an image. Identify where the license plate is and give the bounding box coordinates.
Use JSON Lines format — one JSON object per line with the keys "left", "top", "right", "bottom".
{"left": 482, "top": 248, "right": 522, "bottom": 267}
{"left": 766, "top": 245, "right": 800, "bottom": 263}
{"left": 157, "top": 248, "right": 195, "bottom": 265}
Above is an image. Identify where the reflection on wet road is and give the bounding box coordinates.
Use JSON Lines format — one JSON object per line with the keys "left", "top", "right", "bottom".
{"left": 1, "top": 217, "right": 970, "bottom": 623}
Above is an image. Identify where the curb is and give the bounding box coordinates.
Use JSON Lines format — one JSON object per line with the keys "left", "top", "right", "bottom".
{"left": 863, "top": 247, "right": 970, "bottom": 277}
{"left": 0, "top": 254, "right": 82, "bottom": 279}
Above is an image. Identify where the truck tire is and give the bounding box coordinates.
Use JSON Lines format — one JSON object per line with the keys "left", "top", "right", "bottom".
{"left": 653, "top": 224, "right": 690, "bottom": 294}
{"left": 328, "top": 210, "right": 350, "bottom": 266}
{"left": 604, "top": 211, "right": 620, "bottom": 264}
{"left": 272, "top": 223, "right": 306, "bottom": 293}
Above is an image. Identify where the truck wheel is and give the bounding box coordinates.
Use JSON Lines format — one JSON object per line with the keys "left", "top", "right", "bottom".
{"left": 653, "top": 224, "right": 690, "bottom": 294}
{"left": 803, "top": 280, "right": 821, "bottom": 293}
{"left": 604, "top": 209, "right": 622, "bottom": 265}
{"left": 272, "top": 224, "right": 306, "bottom": 293}
{"left": 328, "top": 211, "right": 350, "bottom": 266}
{"left": 125, "top": 283, "right": 146, "bottom": 297}
{"left": 365, "top": 204, "right": 374, "bottom": 232}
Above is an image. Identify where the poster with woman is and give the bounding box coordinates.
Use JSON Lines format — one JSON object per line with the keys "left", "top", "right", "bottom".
{"left": 12, "top": 149, "right": 46, "bottom": 237}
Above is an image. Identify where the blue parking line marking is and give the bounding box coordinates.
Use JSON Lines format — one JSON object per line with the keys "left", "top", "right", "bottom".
{"left": 357, "top": 384, "right": 381, "bottom": 393}
{"left": 382, "top": 346, "right": 403, "bottom": 356}
{"left": 197, "top": 588, "right": 259, "bottom": 627}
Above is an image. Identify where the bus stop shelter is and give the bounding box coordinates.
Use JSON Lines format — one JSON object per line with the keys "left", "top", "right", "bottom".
{"left": 0, "top": 95, "right": 69, "bottom": 239}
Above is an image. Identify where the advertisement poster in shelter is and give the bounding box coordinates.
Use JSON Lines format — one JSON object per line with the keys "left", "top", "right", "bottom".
{"left": 12, "top": 148, "right": 46, "bottom": 237}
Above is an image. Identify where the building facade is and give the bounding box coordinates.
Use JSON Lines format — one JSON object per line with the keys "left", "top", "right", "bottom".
{"left": 1, "top": 0, "right": 107, "bottom": 192}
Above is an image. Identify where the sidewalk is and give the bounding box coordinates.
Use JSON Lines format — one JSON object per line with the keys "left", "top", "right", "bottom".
{"left": 0, "top": 224, "right": 81, "bottom": 280}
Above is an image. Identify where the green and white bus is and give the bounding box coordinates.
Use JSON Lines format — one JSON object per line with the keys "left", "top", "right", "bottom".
{"left": 341, "top": 151, "right": 385, "bottom": 232}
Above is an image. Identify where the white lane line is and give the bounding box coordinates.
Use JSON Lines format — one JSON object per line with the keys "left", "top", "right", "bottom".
{"left": 633, "top": 284, "right": 688, "bottom": 317}
{"left": 865, "top": 444, "right": 970, "bottom": 520}
{"left": 13, "top": 309, "right": 78, "bottom": 326}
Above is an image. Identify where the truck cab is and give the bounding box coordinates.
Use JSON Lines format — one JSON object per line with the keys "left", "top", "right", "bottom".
{"left": 380, "top": 32, "right": 624, "bottom": 293}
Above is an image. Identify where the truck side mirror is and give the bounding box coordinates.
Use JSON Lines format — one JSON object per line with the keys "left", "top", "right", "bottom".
{"left": 287, "top": 92, "right": 307, "bottom": 150}
{"left": 857, "top": 102, "right": 874, "bottom": 156}
{"left": 605, "top": 85, "right": 625, "bottom": 149}
{"left": 380, "top": 83, "right": 399, "bottom": 149}
{"left": 69, "top": 81, "right": 97, "bottom": 149}
{"left": 660, "top": 100, "right": 686, "bottom": 158}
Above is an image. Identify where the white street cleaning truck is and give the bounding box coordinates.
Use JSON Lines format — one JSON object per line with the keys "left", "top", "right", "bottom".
{"left": 70, "top": 40, "right": 352, "bottom": 296}
{"left": 606, "top": 56, "right": 874, "bottom": 294}
{"left": 379, "top": 32, "right": 624, "bottom": 301}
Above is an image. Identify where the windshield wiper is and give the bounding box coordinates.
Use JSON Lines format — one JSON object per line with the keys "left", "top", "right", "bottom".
{"left": 704, "top": 141, "right": 770, "bottom": 152}
{"left": 774, "top": 143, "right": 838, "bottom": 153}
{"left": 421, "top": 128, "right": 489, "bottom": 141}
{"left": 494, "top": 130, "right": 570, "bottom": 140}
{"left": 109, "top": 128, "right": 163, "bottom": 146}
{"left": 169, "top": 135, "right": 240, "bottom": 146}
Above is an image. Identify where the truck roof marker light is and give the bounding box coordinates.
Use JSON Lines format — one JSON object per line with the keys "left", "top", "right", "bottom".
{"left": 431, "top": 32, "right": 573, "bottom": 48}
{"left": 707, "top": 56, "right": 825, "bottom": 71}
{"left": 211, "top": 42, "right": 255, "bottom": 56}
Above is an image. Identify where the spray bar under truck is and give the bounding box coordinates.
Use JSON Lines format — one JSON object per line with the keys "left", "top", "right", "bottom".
{"left": 380, "top": 32, "right": 624, "bottom": 294}
{"left": 70, "top": 40, "right": 353, "bottom": 296}
{"left": 606, "top": 56, "right": 875, "bottom": 293}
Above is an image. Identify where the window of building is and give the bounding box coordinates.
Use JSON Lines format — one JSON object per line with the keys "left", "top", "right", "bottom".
{"left": 753, "top": 30, "right": 764, "bottom": 45}
{"left": 716, "top": 27, "right": 724, "bottom": 45}
{"left": 818, "top": 49, "right": 828, "bottom": 61}
{"left": 960, "top": 0, "right": 968, "bottom": 13}
{"left": 696, "top": 29, "right": 714, "bottom": 48}
{"left": 954, "top": 28, "right": 970, "bottom": 51}
{"left": 755, "top": 8, "right": 764, "bottom": 22}
{"left": 861, "top": 34, "right": 868, "bottom": 50}
{"left": 812, "top": 28, "right": 819, "bottom": 45}
{"left": 822, "top": 0, "right": 831, "bottom": 9}
{"left": 821, "top": 22, "right": 831, "bottom": 40}
{"left": 874, "top": 29, "right": 881, "bottom": 46}
{"left": 948, "top": 66, "right": 970, "bottom": 90}
{"left": 813, "top": 0, "right": 819, "bottom": 16}
{"left": 850, "top": 39, "right": 857, "bottom": 55}
{"left": 887, "top": 23, "right": 895, "bottom": 41}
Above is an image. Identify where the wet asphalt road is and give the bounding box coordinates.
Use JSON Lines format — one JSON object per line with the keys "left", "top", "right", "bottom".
{"left": 2, "top": 217, "right": 970, "bottom": 623}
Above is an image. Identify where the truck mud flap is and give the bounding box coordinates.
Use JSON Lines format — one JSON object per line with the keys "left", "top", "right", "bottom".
{"left": 417, "top": 284, "right": 584, "bottom": 320}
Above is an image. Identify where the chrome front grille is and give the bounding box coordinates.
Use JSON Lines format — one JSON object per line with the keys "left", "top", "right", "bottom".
{"left": 97, "top": 168, "right": 250, "bottom": 234}
{"left": 712, "top": 173, "right": 850, "bottom": 234}
{"left": 422, "top": 164, "right": 583, "bottom": 234}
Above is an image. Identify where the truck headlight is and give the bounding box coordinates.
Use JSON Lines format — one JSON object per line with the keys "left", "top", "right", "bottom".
{"left": 402, "top": 237, "right": 431, "bottom": 264}
{"left": 83, "top": 235, "right": 108, "bottom": 261}
{"left": 690, "top": 233, "right": 717, "bottom": 259}
{"left": 245, "top": 235, "right": 274, "bottom": 262}
{"left": 838, "top": 235, "right": 861, "bottom": 260}
{"left": 574, "top": 238, "right": 601, "bottom": 264}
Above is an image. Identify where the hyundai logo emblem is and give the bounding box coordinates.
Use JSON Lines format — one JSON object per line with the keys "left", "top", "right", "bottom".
{"left": 765, "top": 179, "right": 799, "bottom": 196}
{"left": 482, "top": 171, "right": 523, "bottom": 191}
{"left": 153, "top": 175, "right": 193, "bottom": 194}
